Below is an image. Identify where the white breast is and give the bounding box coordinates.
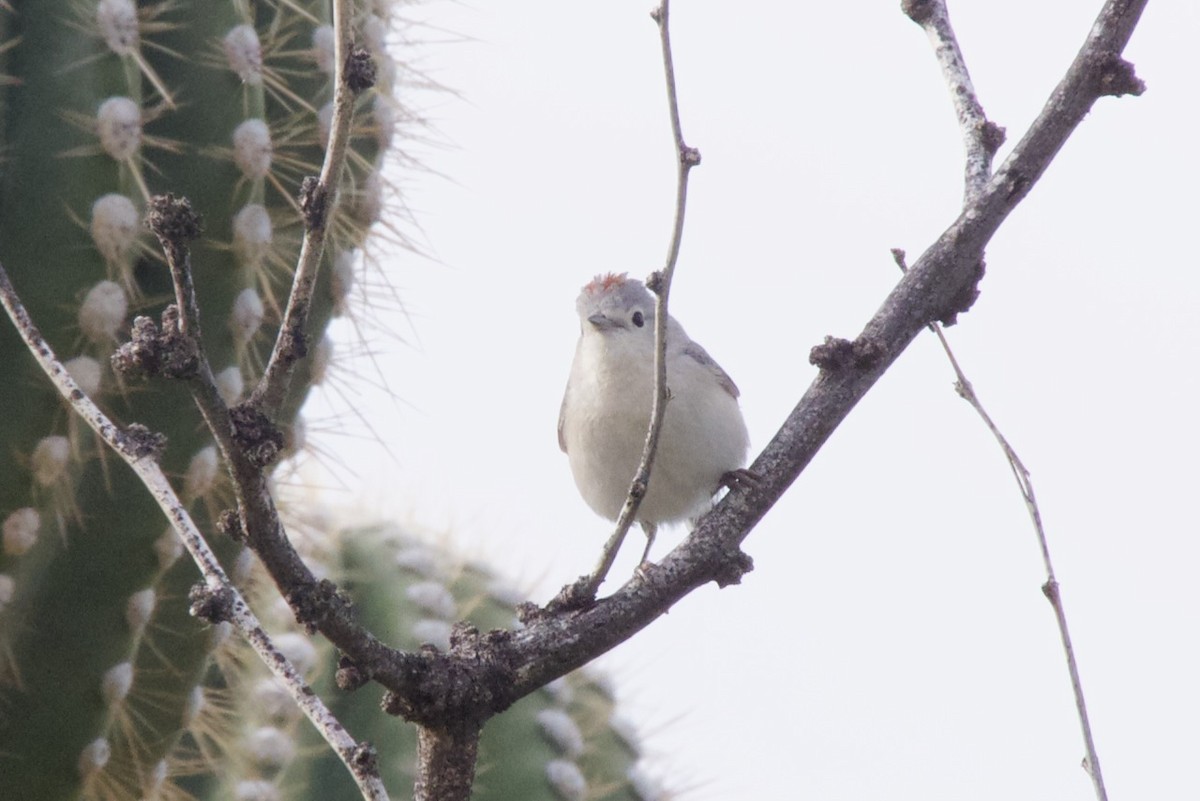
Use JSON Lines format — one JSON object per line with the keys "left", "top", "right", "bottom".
{"left": 562, "top": 328, "right": 748, "bottom": 525}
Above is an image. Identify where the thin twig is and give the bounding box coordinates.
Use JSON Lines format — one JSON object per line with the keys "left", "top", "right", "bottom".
{"left": 941, "top": 332, "right": 1108, "bottom": 800}
{"left": 570, "top": 0, "right": 702, "bottom": 602}
{"left": 0, "top": 263, "right": 389, "bottom": 801}
{"left": 902, "top": 0, "right": 1005, "bottom": 203}
{"left": 941, "top": 324, "right": 1107, "bottom": 801}
{"left": 146, "top": 194, "right": 204, "bottom": 339}
{"left": 255, "top": 0, "right": 364, "bottom": 416}
{"left": 893, "top": 261, "right": 1107, "bottom": 799}
{"left": 141, "top": 194, "right": 231, "bottom": 420}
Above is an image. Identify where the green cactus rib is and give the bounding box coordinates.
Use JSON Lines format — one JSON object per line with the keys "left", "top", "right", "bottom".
{"left": 220, "top": 526, "right": 662, "bottom": 801}
{"left": 0, "top": 2, "right": 394, "bottom": 799}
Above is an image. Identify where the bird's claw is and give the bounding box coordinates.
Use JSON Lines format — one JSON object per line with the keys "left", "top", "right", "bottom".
{"left": 720, "top": 468, "right": 762, "bottom": 492}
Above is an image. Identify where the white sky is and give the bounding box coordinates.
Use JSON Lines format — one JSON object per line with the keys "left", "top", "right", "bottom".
{"left": 302, "top": 2, "right": 1200, "bottom": 798}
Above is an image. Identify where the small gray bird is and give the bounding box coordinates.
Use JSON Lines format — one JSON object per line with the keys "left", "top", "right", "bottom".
{"left": 558, "top": 273, "right": 750, "bottom": 562}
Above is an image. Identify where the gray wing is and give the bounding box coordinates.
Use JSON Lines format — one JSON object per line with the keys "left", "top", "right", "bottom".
{"left": 682, "top": 340, "right": 740, "bottom": 399}
{"left": 557, "top": 387, "right": 569, "bottom": 453}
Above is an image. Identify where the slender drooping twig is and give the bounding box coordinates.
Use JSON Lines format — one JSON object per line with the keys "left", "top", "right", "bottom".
{"left": 894, "top": 247, "right": 1109, "bottom": 800}
{"left": 0, "top": 262, "right": 389, "bottom": 801}
{"left": 569, "top": 0, "right": 703, "bottom": 604}
{"left": 256, "top": 0, "right": 370, "bottom": 417}
{"left": 952, "top": 341, "right": 1108, "bottom": 800}
{"left": 941, "top": 319, "right": 1106, "bottom": 801}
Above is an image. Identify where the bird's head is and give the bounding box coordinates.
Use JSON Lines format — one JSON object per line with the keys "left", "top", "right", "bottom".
{"left": 575, "top": 273, "right": 656, "bottom": 337}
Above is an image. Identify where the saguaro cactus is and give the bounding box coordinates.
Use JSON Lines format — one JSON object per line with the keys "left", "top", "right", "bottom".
{"left": 0, "top": 2, "right": 395, "bottom": 798}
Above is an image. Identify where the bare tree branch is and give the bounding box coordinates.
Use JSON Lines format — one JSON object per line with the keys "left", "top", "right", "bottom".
{"left": 902, "top": 0, "right": 1006, "bottom": 202}
{"left": 0, "top": 263, "right": 390, "bottom": 801}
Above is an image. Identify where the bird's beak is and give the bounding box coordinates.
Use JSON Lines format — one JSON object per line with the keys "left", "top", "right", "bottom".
{"left": 587, "top": 312, "right": 621, "bottom": 331}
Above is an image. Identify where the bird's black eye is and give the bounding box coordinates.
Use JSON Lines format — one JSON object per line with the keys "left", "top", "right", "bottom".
{"left": 632, "top": 310, "right": 645, "bottom": 327}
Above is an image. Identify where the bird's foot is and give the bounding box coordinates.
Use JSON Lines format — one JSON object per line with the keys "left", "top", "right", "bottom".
{"left": 720, "top": 467, "right": 762, "bottom": 492}
{"left": 634, "top": 559, "right": 658, "bottom": 581}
